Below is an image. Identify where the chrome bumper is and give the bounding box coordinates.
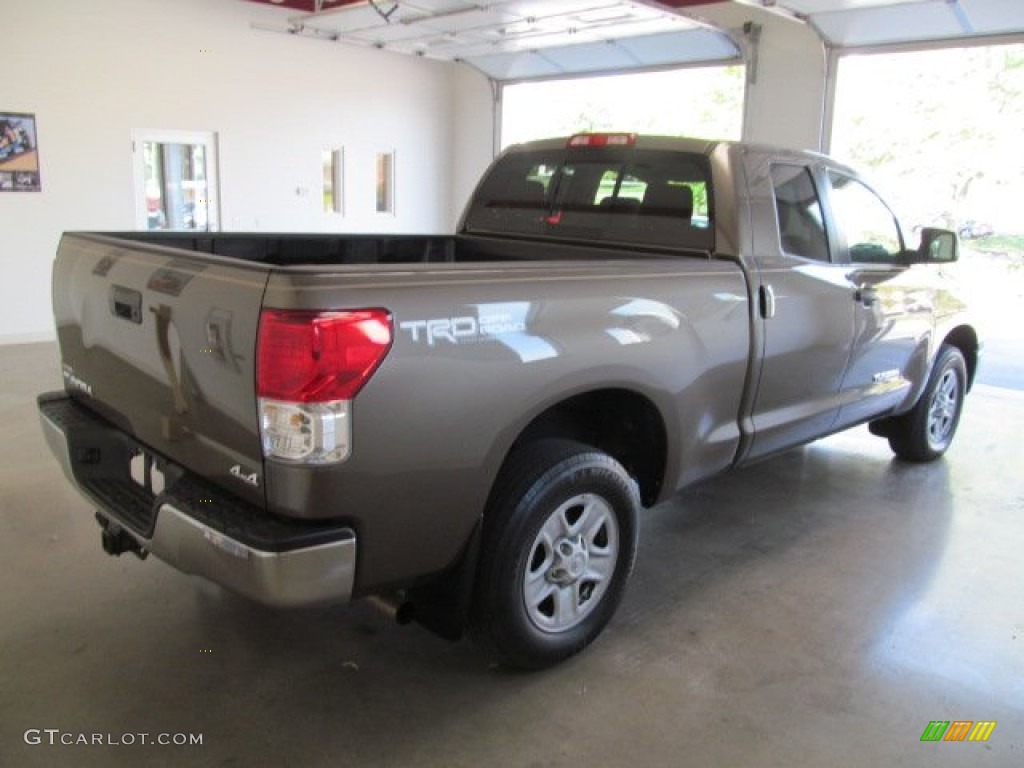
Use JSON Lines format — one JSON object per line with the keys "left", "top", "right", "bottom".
{"left": 145, "top": 505, "right": 356, "bottom": 607}
{"left": 39, "top": 393, "right": 357, "bottom": 608}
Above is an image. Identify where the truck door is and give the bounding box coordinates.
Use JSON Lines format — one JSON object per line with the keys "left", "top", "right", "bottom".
{"left": 743, "top": 157, "right": 857, "bottom": 460}
{"left": 823, "top": 170, "right": 933, "bottom": 427}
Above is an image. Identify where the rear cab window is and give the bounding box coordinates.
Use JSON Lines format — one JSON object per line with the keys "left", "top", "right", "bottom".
{"left": 464, "top": 141, "right": 714, "bottom": 254}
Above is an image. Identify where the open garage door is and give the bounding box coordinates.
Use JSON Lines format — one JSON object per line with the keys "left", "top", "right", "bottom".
{"left": 243, "top": 1, "right": 1024, "bottom": 72}
{"left": 830, "top": 42, "right": 1024, "bottom": 390}
{"left": 245, "top": 1, "right": 741, "bottom": 79}
{"left": 501, "top": 64, "right": 745, "bottom": 147}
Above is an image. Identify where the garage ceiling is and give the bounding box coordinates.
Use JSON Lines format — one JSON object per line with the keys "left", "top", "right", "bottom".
{"left": 246, "top": 0, "right": 742, "bottom": 78}
{"left": 766, "top": 0, "right": 1024, "bottom": 48}
{"left": 244, "top": 0, "right": 1024, "bottom": 80}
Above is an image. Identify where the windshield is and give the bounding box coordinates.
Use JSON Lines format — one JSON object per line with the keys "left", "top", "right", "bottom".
{"left": 464, "top": 147, "right": 713, "bottom": 253}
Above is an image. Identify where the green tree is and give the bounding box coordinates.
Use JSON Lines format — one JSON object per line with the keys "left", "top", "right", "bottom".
{"left": 832, "top": 44, "right": 1024, "bottom": 234}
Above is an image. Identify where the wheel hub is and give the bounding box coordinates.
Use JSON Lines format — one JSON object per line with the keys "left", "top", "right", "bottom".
{"left": 522, "top": 491, "right": 621, "bottom": 634}
{"left": 549, "top": 535, "right": 588, "bottom": 585}
{"left": 927, "top": 369, "right": 959, "bottom": 445}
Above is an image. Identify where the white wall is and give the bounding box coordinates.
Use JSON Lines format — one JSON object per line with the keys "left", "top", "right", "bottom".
{"left": 0, "top": 0, "right": 461, "bottom": 343}
{"left": 744, "top": 18, "right": 828, "bottom": 150}
{"left": 450, "top": 66, "right": 498, "bottom": 225}
{"left": 0, "top": 0, "right": 830, "bottom": 345}
{"left": 690, "top": 5, "right": 829, "bottom": 151}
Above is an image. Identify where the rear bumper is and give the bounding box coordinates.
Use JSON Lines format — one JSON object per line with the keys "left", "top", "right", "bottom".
{"left": 38, "top": 392, "right": 357, "bottom": 607}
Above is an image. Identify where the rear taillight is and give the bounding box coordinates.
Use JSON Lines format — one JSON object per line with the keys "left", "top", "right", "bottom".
{"left": 257, "top": 309, "right": 392, "bottom": 464}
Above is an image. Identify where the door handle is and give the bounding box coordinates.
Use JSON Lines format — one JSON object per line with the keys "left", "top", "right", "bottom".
{"left": 759, "top": 284, "right": 777, "bottom": 319}
{"left": 855, "top": 285, "right": 878, "bottom": 306}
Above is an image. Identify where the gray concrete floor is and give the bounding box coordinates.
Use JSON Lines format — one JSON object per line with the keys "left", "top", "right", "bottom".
{"left": 1, "top": 341, "right": 1022, "bottom": 767}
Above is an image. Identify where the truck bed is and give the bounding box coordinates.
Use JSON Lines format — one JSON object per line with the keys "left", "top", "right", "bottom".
{"left": 99, "top": 231, "right": 708, "bottom": 268}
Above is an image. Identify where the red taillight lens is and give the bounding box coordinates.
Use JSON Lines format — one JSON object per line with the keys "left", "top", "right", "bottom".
{"left": 257, "top": 309, "right": 393, "bottom": 403}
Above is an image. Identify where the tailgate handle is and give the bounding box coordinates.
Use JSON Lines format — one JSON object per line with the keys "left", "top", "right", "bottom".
{"left": 110, "top": 286, "right": 143, "bottom": 324}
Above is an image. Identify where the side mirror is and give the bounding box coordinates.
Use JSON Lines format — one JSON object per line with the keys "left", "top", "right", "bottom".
{"left": 917, "top": 227, "right": 959, "bottom": 263}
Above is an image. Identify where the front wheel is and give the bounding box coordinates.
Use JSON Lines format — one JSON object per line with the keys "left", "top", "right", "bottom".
{"left": 886, "top": 344, "right": 967, "bottom": 461}
{"left": 470, "top": 440, "right": 640, "bottom": 670}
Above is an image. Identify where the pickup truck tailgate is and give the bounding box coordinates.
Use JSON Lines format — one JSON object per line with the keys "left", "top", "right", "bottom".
{"left": 51, "top": 233, "right": 270, "bottom": 507}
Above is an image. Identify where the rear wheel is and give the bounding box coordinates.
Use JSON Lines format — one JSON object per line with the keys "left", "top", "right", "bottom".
{"left": 471, "top": 440, "right": 639, "bottom": 670}
{"left": 886, "top": 344, "right": 967, "bottom": 461}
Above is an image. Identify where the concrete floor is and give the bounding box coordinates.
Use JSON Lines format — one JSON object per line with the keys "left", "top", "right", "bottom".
{"left": 1, "top": 341, "right": 1021, "bottom": 767}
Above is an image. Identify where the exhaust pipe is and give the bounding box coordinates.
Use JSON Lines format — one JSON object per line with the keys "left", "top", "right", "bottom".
{"left": 364, "top": 594, "right": 415, "bottom": 625}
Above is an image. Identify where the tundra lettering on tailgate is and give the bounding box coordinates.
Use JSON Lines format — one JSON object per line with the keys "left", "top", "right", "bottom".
{"left": 62, "top": 365, "right": 93, "bottom": 397}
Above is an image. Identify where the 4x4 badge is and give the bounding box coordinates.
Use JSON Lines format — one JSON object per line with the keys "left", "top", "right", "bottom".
{"left": 230, "top": 464, "right": 259, "bottom": 487}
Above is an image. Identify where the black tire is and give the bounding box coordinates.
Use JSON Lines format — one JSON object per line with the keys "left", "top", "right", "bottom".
{"left": 470, "top": 439, "right": 640, "bottom": 670}
{"left": 887, "top": 344, "right": 967, "bottom": 462}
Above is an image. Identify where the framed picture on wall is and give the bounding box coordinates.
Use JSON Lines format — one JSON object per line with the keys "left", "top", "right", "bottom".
{"left": 0, "top": 112, "right": 41, "bottom": 192}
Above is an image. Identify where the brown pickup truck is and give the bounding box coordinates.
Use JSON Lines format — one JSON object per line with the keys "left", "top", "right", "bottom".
{"left": 38, "top": 134, "right": 978, "bottom": 668}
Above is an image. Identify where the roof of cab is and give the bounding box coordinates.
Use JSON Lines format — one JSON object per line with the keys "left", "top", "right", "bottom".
{"left": 502, "top": 133, "right": 871, "bottom": 186}
{"left": 506, "top": 133, "right": 721, "bottom": 157}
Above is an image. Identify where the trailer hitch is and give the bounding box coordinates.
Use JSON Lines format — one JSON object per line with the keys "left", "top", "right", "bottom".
{"left": 96, "top": 513, "right": 149, "bottom": 560}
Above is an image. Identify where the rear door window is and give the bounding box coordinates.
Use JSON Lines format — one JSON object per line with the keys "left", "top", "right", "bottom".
{"left": 770, "top": 164, "right": 830, "bottom": 262}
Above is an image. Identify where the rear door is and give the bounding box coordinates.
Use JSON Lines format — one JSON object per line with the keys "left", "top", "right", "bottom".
{"left": 53, "top": 233, "right": 271, "bottom": 506}
{"left": 743, "top": 154, "right": 857, "bottom": 460}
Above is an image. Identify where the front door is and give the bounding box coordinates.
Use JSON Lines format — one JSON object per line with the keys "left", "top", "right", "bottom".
{"left": 824, "top": 170, "right": 933, "bottom": 428}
